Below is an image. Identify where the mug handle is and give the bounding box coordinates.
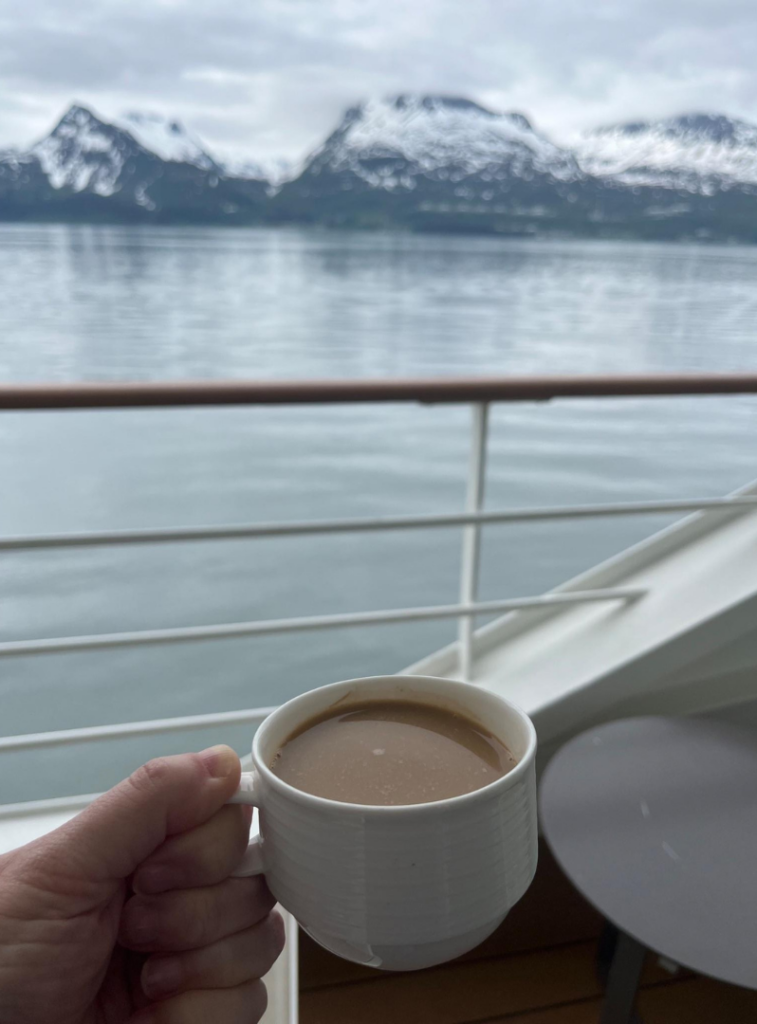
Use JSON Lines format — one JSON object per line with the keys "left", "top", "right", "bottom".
{"left": 228, "top": 771, "right": 266, "bottom": 877}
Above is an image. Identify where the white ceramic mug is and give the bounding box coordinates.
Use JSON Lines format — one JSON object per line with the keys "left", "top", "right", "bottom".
{"left": 228, "top": 674, "right": 538, "bottom": 971}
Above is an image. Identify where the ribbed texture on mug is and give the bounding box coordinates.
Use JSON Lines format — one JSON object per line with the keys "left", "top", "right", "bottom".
{"left": 260, "top": 768, "right": 537, "bottom": 946}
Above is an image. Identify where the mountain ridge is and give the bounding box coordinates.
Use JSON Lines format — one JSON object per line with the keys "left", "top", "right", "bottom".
{"left": 574, "top": 112, "right": 757, "bottom": 192}
{"left": 4, "top": 97, "right": 757, "bottom": 239}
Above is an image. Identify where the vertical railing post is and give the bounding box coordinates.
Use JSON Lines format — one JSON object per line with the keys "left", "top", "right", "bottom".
{"left": 458, "top": 402, "right": 489, "bottom": 681}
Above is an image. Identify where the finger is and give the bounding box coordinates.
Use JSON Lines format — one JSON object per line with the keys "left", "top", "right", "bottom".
{"left": 120, "top": 876, "right": 276, "bottom": 953}
{"left": 55, "top": 745, "right": 242, "bottom": 883}
{"left": 128, "top": 980, "right": 267, "bottom": 1024}
{"left": 134, "top": 805, "right": 253, "bottom": 895}
{"left": 141, "top": 911, "right": 285, "bottom": 1001}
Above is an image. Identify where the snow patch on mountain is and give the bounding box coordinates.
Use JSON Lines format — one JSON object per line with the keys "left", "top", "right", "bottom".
{"left": 308, "top": 95, "right": 581, "bottom": 187}
{"left": 0, "top": 148, "right": 30, "bottom": 170}
{"left": 115, "top": 111, "right": 217, "bottom": 170}
{"left": 218, "top": 155, "right": 266, "bottom": 180}
{"left": 134, "top": 183, "right": 157, "bottom": 210}
{"left": 219, "top": 153, "right": 298, "bottom": 187}
{"left": 575, "top": 114, "right": 757, "bottom": 191}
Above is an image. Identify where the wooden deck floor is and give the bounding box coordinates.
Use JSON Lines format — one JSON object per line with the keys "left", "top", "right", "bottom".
{"left": 299, "top": 841, "right": 757, "bottom": 1024}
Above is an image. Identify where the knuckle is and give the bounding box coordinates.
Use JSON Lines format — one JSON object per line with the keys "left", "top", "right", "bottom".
{"left": 247, "top": 875, "right": 276, "bottom": 915}
{"left": 142, "top": 807, "right": 245, "bottom": 889}
{"left": 140, "top": 999, "right": 178, "bottom": 1024}
{"left": 249, "top": 980, "right": 268, "bottom": 1022}
{"left": 194, "top": 833, "right": 233, "bottom": 881}
{"left": 254, "top": 941, "right": 282, "bottom": 977}
{"left": 237, "top": 912, "right": 287, "bottom": 980}
{"left": 129, "top": 757, "right": 173, "bottom": 797}
{"left": 186, "top": 750, "right": 212, "bottom": 778}
{"left": 191, "top": 888, "right": 221, "bottom": 947}
{"left": 156, "top": 890, "right": 212, "bottom": 948}
{"left": 264, "top": 910, "right": 286, "bottom": 960}
{"left": 124, "top": 890, "right": 209, "bottom": 950}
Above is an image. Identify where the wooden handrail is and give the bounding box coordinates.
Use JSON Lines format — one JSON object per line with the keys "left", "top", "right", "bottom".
{"left": 2, "top": 374, "right": 757, "bottom": 409}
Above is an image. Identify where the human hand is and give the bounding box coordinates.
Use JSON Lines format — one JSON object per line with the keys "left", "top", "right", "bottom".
{"left": 0, "top": 745, "right": 284, "bottom": 1024}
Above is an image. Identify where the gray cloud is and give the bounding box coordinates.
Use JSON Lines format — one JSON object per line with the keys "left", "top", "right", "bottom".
{"left": 1, "top": 0, "right": 756, "bottom": 160}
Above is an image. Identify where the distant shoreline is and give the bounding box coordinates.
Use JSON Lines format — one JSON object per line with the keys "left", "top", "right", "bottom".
{"left": 0, "top": 213, "right": 754, "bottom": 246}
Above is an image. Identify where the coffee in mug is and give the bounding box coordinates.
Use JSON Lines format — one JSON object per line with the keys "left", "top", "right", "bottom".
{"left": 270, "top": 699, "right": 517, "bottom": 805}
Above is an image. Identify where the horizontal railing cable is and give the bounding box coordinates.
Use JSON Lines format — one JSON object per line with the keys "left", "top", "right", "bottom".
{"left": 0, "top": 706, "right": 278, "bottom": 753}
{"left": 0, "top": 589, "right": 644, "bottom": 658}
{"left": 1, "top": 498, "right": 755, "bottom": 552}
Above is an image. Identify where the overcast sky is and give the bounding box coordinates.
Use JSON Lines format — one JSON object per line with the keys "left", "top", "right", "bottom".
{"left": 1, "top": 0, "right": 756, "bottom": 161}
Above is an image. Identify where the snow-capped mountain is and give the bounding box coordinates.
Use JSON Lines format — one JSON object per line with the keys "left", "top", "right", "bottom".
{"left": 575, "top": 114, "right": 757, "bottom": 193}
{"left": 114, "top": 111, "right": 219, "bottom": 171}
{"left": 276, "top": 95, "right": 587, "bottom": 231}
{"left": 30, "top": 104, "right": 224, "bottom": 197}
{"left": 31, "top": 105, "right": 138, "bottom": 197}
{"left": 0, "top": 104, "right": 268, "bottom": 221}
{"left": 291, "top": 95, "right": 580, "bottom": 192}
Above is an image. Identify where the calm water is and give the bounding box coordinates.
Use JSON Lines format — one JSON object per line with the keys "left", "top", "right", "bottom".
{"left": 2, "top": 224, "right": 757, "bottom": 801}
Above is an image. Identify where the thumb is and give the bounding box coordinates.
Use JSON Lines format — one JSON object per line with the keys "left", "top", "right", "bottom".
{"left": 48, "top": 745, "right": 242, "bottom": 883}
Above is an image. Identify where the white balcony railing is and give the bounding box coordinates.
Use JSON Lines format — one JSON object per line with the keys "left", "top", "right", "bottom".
{"left": 3, "top": 374, "right": 757, "bottom": 777}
